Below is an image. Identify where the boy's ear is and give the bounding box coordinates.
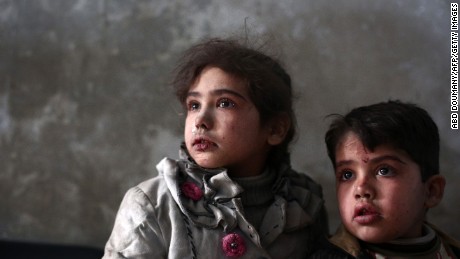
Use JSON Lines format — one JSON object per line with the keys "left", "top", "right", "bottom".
{"left": 267, "top": 114, "right": 291, "bottom": 146}
{"left": 424, "top": 175, "right": 446, "bottom": 208}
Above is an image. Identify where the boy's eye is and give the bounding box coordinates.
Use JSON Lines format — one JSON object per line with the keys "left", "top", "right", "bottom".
{"left": 377, "top": 166, "right": 394, "bottom": 176}
{"left": 342, "top": 171, "right": 353, "bottom": 180}
{"left": 337, "top": 170, "right": 354, "bottom": 181}
{"left": 217, "top": 98, "right": 235, "bottom": 108}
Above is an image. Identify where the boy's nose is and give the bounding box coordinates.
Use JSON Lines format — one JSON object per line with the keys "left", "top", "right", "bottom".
{"left": 353, "top": 176, "right": 375, "bottom": 200}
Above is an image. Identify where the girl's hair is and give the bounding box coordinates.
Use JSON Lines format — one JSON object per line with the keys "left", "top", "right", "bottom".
{"left": 325, "top": 100, "right": 440, "bottom": 182}
{"left": 172, "top": 37, "right": 296, "bottom": 166}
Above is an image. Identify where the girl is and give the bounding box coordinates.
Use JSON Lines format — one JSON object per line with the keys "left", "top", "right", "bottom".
{"left": 103, "top": 37, "right": 328, "bottom": 259}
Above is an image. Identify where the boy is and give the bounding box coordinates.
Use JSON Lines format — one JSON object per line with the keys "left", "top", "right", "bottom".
{"left": 311, "top": 100, "right": 460, "bottom": 258}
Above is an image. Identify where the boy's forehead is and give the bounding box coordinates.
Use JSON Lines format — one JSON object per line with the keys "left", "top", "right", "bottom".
{"left": 335, "top": 131, "right": 412, "bottom": 164}
{"left": 336, "top": 132, "right": 368, "bottom": 153}
{"left": 335, "top": 132, "right": 369, "bottom": 163}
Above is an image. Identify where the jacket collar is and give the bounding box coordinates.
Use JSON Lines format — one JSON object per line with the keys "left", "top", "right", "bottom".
{"left": 157, "top": 145, "right": 324, "bottom": 247}
{"left": 330, "top": 222, "right": 460, "bottom": 258}
{"left": 330, "top": 224, "right": 362, "bottom": 257}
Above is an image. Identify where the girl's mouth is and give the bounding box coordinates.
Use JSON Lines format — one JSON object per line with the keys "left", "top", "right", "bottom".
{"left": 192, "top": 138, "right": 217, "bottom": 151}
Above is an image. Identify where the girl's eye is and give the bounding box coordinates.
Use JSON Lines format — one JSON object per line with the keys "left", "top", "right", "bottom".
{"left": 377, "top": 166, "right": 394, "bottom": 176}
{"left": 217, "top": 98, "right": 235, "bottom": 108}
{"left": 187, "top": 101, "right": 200, "bottom": 111}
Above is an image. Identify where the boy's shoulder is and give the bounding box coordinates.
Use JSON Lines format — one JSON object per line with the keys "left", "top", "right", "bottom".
{"left": 427, "top": 222, "right": 460, "bottom": 257}
{"left": 309, "top": 237, "right": 356, "bottom": 259}
{"left": 312, "top": 223, "right": 460, "bottom": 259}
{"left": 310, "top": 224, "right": 376, "bottom": 259}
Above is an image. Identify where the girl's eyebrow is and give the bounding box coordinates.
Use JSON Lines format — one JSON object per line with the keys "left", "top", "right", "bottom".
{"left": 186, "top": 88, "right": 247, "bottom": 101}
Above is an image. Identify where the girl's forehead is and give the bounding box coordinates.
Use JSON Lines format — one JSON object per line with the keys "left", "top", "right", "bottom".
{"left": 188, "top": 67, "right": 249, "bottom": 95}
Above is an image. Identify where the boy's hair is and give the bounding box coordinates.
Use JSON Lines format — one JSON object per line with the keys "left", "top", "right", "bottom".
{"left": 325, "top": 100, "right": 439, "bottom": 182}
{"left": 172, "top": 37, "right": 296, "bottom": 166}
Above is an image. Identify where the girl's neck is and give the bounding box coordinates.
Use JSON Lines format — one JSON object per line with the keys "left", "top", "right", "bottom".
{"left": 232, "top": 168, "right": 276, "bottom": 230}
{"left": 226, "top": 158, "right": 268, "bottom": 178}
{"left": 226, "top": 147, "right": 271, "bottom": 178}
{"left": 232, "top": 168, "right": 275, "bottom": 204}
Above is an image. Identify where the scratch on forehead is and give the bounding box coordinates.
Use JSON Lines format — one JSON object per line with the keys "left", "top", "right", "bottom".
{"left": 361, "top": 143, "right": 370, "bottom": 163}
{"left": 342, "top": 131, "right": 371, "bottom": 163}
{"left": 362, "top": 141, "right": 374, "bottom": 163}
{"left": 363, "top": 137, "right": 373, "bottom": 162}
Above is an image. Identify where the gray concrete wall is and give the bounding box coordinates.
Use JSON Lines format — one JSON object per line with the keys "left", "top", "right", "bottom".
{"left": 1, "top": 0, "right": 458, "bottom": 248}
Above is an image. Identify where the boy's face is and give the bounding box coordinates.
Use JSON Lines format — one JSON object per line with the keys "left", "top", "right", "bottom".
{"left": 184, "top": 66, "right": 273, "bottom": 177}
{"left": 334, "top": 131, "right": 429, "bottom": 243}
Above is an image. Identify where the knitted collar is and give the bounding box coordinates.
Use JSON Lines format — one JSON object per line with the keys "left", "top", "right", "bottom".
{"left": 232, "top": 167, "right": 276, "bottom": 207}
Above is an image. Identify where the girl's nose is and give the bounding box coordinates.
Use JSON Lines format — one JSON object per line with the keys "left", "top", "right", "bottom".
{"left": 194, "top": 107, "right": 213, "bottom": 131}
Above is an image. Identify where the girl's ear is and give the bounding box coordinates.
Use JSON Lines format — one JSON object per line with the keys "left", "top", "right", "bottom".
{"left": 267, "top": 114, "right": 291, "bottom": 146}
{"left": 424, "top": 175, "right": 446, "bottom": 208}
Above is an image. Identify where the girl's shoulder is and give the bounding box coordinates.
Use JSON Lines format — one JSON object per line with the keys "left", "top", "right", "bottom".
{"left": 133, "top": 157, "right": 186, "bottom": 205}
{"left": 137, "top": 174, "right": 170, "bottom": 197}
{"left": 282, "top": 167, "right": 324, "bottom": 197}
{"left": 119, "top": 175, "right": 173, "bottom": 214}
{"left": 119, "top": 157, "right": 181, "bottom": 214}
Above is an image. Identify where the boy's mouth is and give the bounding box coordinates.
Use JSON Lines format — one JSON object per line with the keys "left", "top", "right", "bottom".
{"left": 352, "top": 203, "right": 381, "bottom": 224}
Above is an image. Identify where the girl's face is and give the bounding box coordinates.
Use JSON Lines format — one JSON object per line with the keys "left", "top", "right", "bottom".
{"left": 184, "top": 66, "right": 273, "bottom": 177}
{"left": 334, "top": 131, "right": 429, "bottom": 243}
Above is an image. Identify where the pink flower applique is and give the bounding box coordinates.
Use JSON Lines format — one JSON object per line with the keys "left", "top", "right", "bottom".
{"left": 180, "top": 181, "right": 203, "bottom": 201}
{"left": 222, "top": 232, "right": 246, "bottom": 257}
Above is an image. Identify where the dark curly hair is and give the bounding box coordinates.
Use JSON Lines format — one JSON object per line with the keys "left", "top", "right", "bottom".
{"left": 325, "top": 100, "right": 440, "bottom": 182}
{"left": 172, "top": 37, "right": 296, "bottom": 166}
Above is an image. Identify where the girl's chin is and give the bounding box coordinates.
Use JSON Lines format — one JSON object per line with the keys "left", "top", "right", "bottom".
{"left": 190, "top": 153, "right": 228, "bottom": 169}
{"left": 193, "top": 159, "right": 221, "bottom": 169}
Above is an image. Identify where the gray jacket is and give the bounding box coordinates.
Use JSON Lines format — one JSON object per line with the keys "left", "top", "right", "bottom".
{"left": 103, "top": 154, "right": 328, "bottom": 258}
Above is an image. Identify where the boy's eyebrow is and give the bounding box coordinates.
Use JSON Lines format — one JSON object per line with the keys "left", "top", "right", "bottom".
{"left": 370, "top": 155, "right": 407, "bottom": 165}
{"left": 335, "top": 160, "right": 353, "bottom": 168}
{"left": 186, "top": 88, "right": 247, "bottom": 101}
{"left": 335, "top": 155, "right": 407, "bottom": 168}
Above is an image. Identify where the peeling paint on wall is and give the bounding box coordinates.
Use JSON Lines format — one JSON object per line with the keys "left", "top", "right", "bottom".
{"left": 0, "top": 0, "right": 458, "bottom": 247}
